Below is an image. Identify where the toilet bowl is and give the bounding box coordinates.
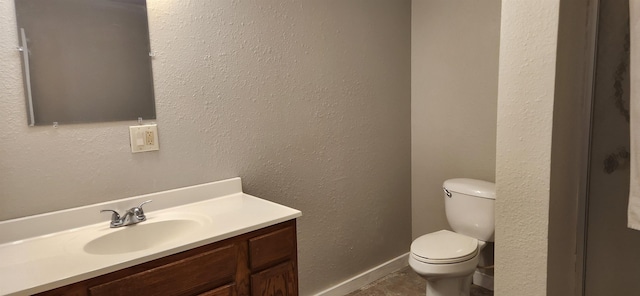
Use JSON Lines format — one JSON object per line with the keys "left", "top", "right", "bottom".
{"left": 409, "top": 179, "right": 495, "bottom": 296}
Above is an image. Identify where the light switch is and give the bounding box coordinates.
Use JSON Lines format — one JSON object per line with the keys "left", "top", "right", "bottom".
{"left": 129, "top": 124, "right": 159, "bottom": 153}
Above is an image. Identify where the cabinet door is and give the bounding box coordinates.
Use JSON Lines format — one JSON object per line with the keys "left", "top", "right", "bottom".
{"left": 250, "top": 261, "right": 297, "bottom": 296}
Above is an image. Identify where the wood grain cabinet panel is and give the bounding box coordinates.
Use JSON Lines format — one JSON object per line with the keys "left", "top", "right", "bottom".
{"left": 250, "top": 261, "right": 297, "bottom": 296}
{"left": 198, "top": 284, "right": 236, "bottom": 296}
{"left": 35, "top": 220, "right": 298, "bottom": 296}
{"left": 89, "top": 244, "right": 237, "bottom": 296}
{"left": 249, "top": 226, "right": 295, "bottom": 271}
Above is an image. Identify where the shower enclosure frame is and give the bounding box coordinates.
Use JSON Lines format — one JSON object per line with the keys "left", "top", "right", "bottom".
{"left": 575, "top": 0, "right": 601, "bottom": 295}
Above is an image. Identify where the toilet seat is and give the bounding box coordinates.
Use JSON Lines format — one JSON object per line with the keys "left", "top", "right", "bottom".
{"left": 411, "top": 230, "right": 478, "bottom": 264}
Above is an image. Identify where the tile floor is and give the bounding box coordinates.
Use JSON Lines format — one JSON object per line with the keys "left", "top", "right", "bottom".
{"left": 346, "top": 267, "right": 493, "bottom": 296}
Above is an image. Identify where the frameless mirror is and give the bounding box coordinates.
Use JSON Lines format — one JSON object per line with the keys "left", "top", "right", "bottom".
{"left": 14, "top": 0, "right": 156, "bottom": 126}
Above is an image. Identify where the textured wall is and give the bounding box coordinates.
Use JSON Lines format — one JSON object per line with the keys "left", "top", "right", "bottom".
{"left": 411, "top": 0, "right": 500, "bottom": 239}
{"left": 0, "top": 1, "right": 411, "bottom": 294}
{"left": 495, "top": 1, "right": 560, "bottom": 295}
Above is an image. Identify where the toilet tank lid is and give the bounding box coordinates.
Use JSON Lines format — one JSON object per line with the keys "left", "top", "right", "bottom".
{"left": 443, "top": 178, "right": 495, "bottom": 199}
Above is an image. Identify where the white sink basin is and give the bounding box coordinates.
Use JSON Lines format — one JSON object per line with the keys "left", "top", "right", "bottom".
{"left": 83, "top": 219, "right": 202, "bottom": 255}
{"left": 66, "top": 212, "right": 212, "bottom": 256}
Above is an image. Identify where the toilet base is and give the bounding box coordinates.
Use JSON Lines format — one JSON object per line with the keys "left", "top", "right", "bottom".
{"left": 426, "top": 274, "right": 472, "bottom": 296}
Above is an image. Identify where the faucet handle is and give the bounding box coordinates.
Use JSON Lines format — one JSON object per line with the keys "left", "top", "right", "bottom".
{"left": 138, "top": 200, "right": 152, "bottom": 210}
{"left": 133, "top": 200, "right": 152, "bottom": 220}
{"left": 100, "top": 209, "right": 120, "bottom": 220}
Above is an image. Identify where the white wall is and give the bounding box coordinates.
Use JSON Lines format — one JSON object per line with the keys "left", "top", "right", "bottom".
{"left": 0, "top": 1, "right": 411, "bottom": 294}
{"left": 495, "top": 1, "right": 560, "bottom": 295}
{"left": 497, "top": 2, "right": 597, "bottom": 295}
{"left": 411, "top": 0, "right": 500, "bottom": 239}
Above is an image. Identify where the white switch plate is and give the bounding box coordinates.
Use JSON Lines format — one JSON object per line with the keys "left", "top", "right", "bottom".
{"left": 129, "top": 124, "right": 159, "bottom": 153}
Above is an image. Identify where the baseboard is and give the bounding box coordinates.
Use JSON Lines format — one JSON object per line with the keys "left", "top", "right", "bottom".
{"left": 313, "top": 252, "right": 409, "bottom": 296}
{"left": 473, "top": 270, "right": 494, "bottom": 291}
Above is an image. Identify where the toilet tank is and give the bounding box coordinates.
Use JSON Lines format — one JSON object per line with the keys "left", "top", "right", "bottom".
{"left": 443, "top": 178, "right": 496, "bottom": 242}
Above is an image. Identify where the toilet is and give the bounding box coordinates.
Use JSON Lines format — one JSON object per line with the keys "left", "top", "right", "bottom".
{"left": 409, "top": 178, "right": 495, "bottom": 296}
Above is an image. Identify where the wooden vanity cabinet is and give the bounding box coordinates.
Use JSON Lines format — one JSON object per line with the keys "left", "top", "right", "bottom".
{"left": 36, "top": 220, "right": 298, "bottom": 296}
{"left": 248, "top": 226, "right": 298, "bottom": 295}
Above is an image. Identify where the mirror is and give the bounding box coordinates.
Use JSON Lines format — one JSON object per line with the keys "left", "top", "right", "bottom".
{"left": 14, "top": 0, "right": 156, "bottom": 126}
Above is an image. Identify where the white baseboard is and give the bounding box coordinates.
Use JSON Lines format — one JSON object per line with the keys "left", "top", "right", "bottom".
{"left": 473, "top": 270, "right": 494, "bottom": 291}
{"left": 313, "top": 253, "right": 409, "bottom": 296}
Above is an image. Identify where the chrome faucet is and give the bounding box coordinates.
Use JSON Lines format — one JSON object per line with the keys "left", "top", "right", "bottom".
{"left": 101, "top": 200, "right": 152, "bottom": 228}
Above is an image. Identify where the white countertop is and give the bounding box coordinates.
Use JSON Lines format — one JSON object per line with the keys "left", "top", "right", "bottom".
{"left": 0, "top": 178, "right": 301, "bottom": 296}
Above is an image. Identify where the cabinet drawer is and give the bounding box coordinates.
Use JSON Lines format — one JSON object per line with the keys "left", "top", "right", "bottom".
{"left": 249, "top": 225, "right": 295, "bottom": 271}
{"left": 250, "top": 261, "right": 297, "bottom": 296}
{"left": 89, "top": 244, "right": 237, "bottom": 296}
{"left": 198, "top": 284, "right": 235, "bottom": 296}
